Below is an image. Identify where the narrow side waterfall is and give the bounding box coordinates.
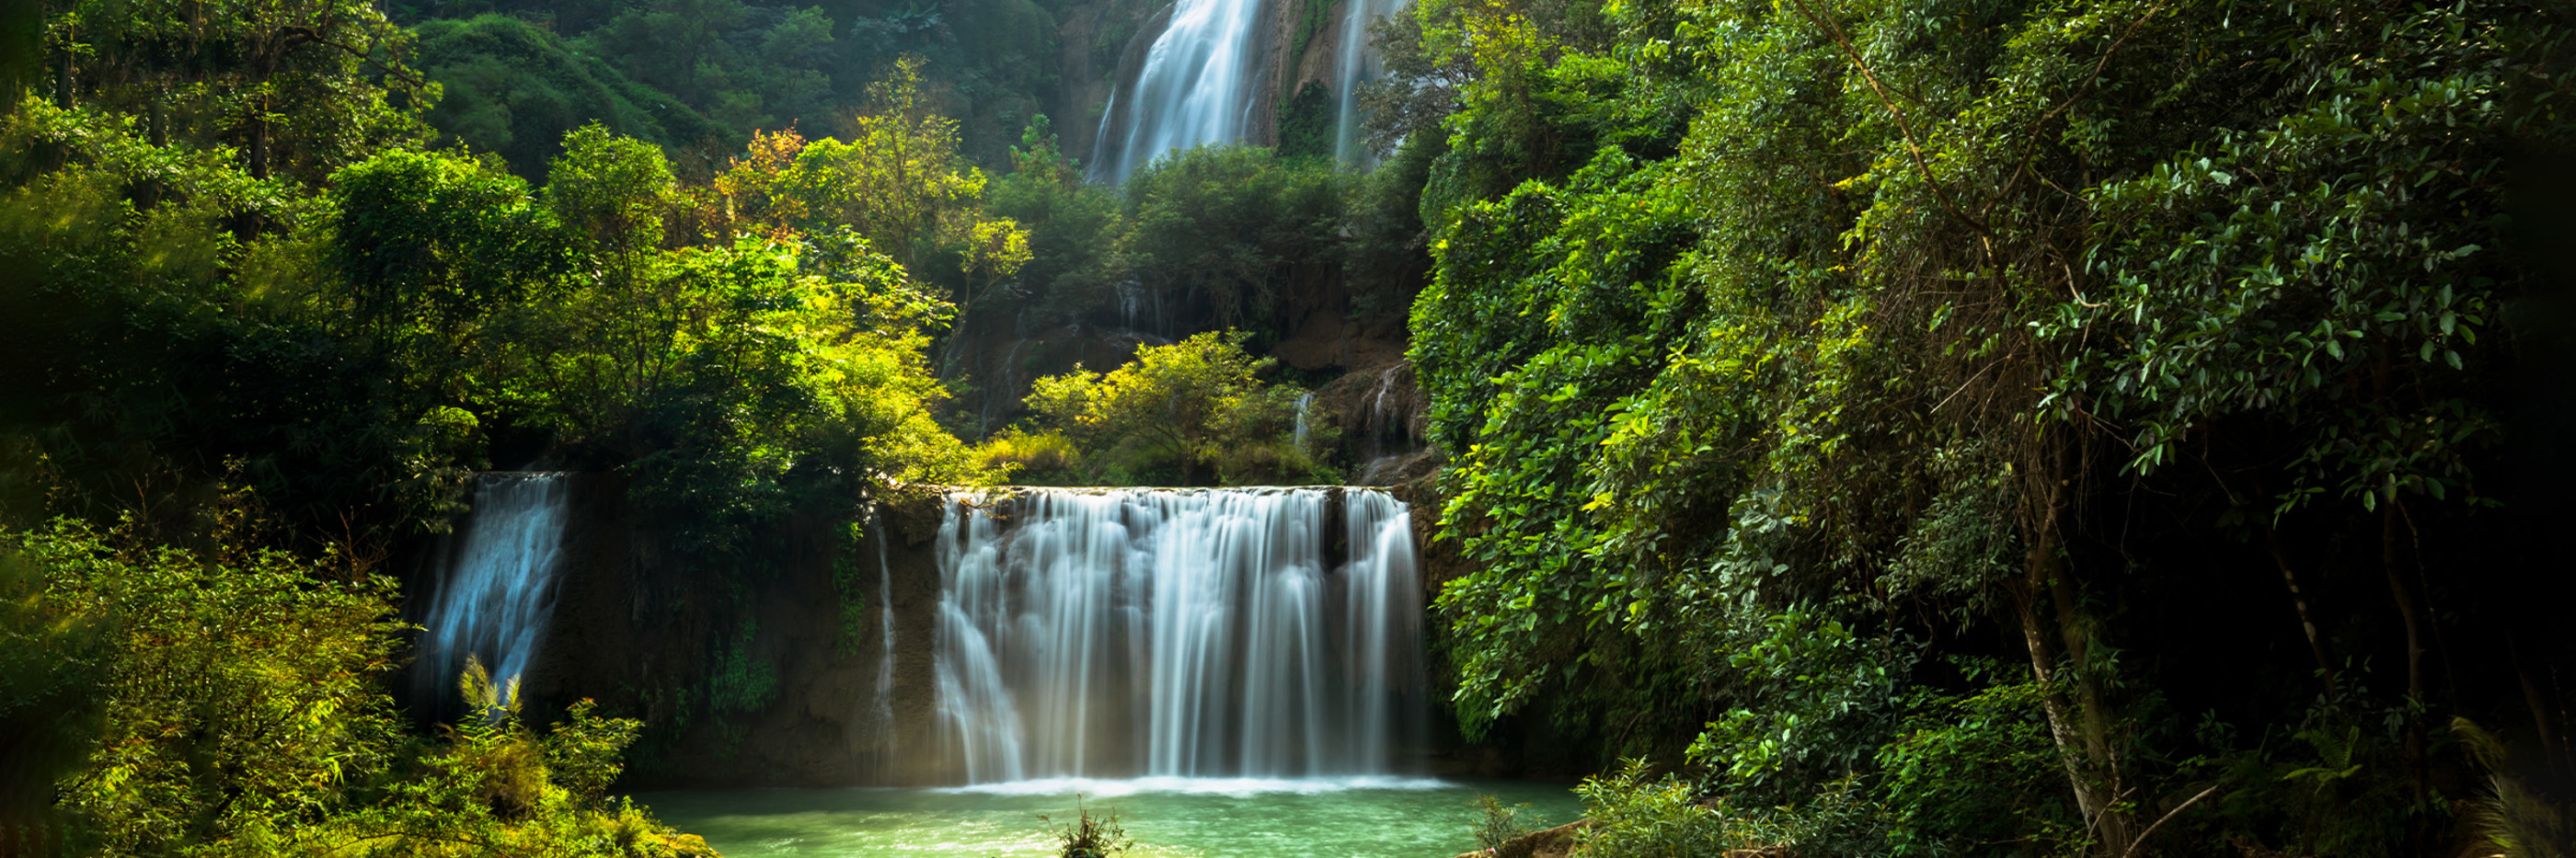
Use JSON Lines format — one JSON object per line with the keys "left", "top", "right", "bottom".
{"left": 1292, "top": 391, "right": 1317, "bottom": 453}
{"left": 934, "top": 487, "right": 1424, "bottom": 783}
{"left": 871, "top": 513, "right": 900, "bottom": 772}
{"left": 1333, "top": 0, "right": 1410, "bottom": 164}
{"left": 418, "top": 473, "right": 571, "bottom": 703}
{"left": 1091, "top": 0, "right": 1269, "bottom": 183}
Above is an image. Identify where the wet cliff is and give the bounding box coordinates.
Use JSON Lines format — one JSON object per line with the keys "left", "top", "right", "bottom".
{"left": 405, "top": 476, "right": 1585, "bottom": 787}
{"left": 406, "top": 475, "right": 954, "bottom": 786}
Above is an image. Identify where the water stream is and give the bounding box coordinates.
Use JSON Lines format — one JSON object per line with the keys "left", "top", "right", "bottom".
{"left": 1293, "top": 392, "right": 1317, "bottom": 453}
{"left": 871, "top": 513, "right": 900, "bottom": 778}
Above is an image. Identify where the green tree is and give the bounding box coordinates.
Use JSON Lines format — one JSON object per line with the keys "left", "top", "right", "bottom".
{"left": 411, "top": 15, "right": 727, "bottom": 177}
{"left": 0, "top": 519, "right": 716, "bottom": 853}
{"left": 1405, "top": 0, "right": 2572, "bottom": 852}
{"left": 987, "top": 114, "right": 1121, "bottom": 322}
{"left": 43, "top": 0, "right": 434, "bottom": 183}
{"left": 1115, "top": 145, "right": 1345, "bottom": 330}
{"left": 707, "top": 58, "right": 1029, "bottom": 372}
{"left": 1024, "top": 330, "right": 1306, "bottom": 486}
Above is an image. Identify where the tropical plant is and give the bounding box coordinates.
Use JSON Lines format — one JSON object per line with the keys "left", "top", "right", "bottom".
{"left": 1471, "top": 794, "right": 1543, "bottom": 852}
{"left": 1021, "top": 330, "right": 1317, "bottom": 485}
{"left": 1046, "top": 800, "right": 1133, "bottom": 858}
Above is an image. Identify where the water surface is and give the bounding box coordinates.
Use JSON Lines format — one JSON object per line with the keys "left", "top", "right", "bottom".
{"left": 641, "top": 777, "right": 1583, "bottom": 858}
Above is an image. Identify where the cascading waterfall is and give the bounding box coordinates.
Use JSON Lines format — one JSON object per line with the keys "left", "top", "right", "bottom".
{"left": 1332, "top": 0, "right": 1410, "bottom": 164}
{"left": 871, "top": 513, "right": 900, "bottom": 772}
{"left": 1091, "top": 0, "right": 1269, "bottom": 183}
{"left": 933, "top": 487, "right": 1424, "bottom": 783}
{"left": 1338, "top": 489, "right": 1424, "bottom": 770}
{"left": 418, "top": 473, "right": 571, "bottom": 704}
{"left": 1292, "top": 392, "right": 1317, "bottom": 453}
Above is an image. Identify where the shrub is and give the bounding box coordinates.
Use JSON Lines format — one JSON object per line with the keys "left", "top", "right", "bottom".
{"left": 1472, "top": 794, "right": 1542, "bottom": 851}
{"left": 0, "top": 519, "right": 707, "bottom": 854}
{"left": 1047, "top": 801, "right": 1132, "bottom": 858}
{"left": 1572, "top": 759, "right": 1743, "bottom": 858}
{"left": 975, "top": 429, "right": 1080, "bottom": 482}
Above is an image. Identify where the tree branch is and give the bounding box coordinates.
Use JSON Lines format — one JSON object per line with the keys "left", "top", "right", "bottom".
{"left": 1777, "top": 0, "right": 1992, "bottom": 240}
{"left": 2120, "top": 783, "right": 2221, "bottom": 858}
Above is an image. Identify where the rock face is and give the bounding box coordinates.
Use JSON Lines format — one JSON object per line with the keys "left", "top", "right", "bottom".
{"left": 413, "top": 477, "right": 1579, "bottom": 787}
{"left": 418, "top": 475, "right": 956, "bottom": 786}
{"left": 1051, "top": 0, "right": 1385, "bottom": 167}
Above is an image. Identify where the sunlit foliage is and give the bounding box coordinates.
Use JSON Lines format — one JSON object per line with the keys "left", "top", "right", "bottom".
{"left": 1015, "top": 331, "right": 1325, "bottom": 486}
{"left": 0, "top": 520, "right": 716, "bottom": 854}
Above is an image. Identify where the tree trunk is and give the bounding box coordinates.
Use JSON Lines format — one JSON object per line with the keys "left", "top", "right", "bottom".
{"left": 248, "top": 96, "right": 270, "bottom": 180}
{"left": 2017, "top": 438, "right": 2133, "bottom": 854}
{"left": 2382, "top": 502, "right": 2430, "bottom": 831}
{"left": 2381, "top": 502, "right": 2425, "bottom": 706}
{"left": 2512, "top": 635, "right": 2562, "bottom": 776}
{"left": 2264, "top": 525, "right": 2336, "bottom": 686}
{"left": 2014, "top": 573, "right": 2098, "bottom": 820}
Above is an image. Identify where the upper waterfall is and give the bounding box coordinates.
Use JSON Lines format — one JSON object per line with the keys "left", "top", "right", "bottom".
{"left": 416, "top": 473, "right": 572, "bottom": 705}
{"left": 933, "top": 487, "right": 1425, "bottom": 783}
{"left": 1090, "top": 0, "right": 1271, "bottom": 183}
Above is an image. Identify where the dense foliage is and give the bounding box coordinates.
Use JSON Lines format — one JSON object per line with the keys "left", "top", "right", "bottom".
{"left": 411, "top": 15, "right": 728, "bottom": 177}
{"left": 1005, "top": 330, "right": 1328, "bottom": 485}
{"left": 0, "top": 519, "right": 713, "bottom": 854}
{"left": 1397, "top": 0, "right": 2576, "bottom": 852}
{"left": 4, "top": 0, "right": 1006, "bottom": 847}
{"left": 10, "top": 0, "right": 2576, "bottom": 852}
{"left": 385, "top": 0, "right": 1064, "bottom": 165}
{"left": 2, "top": 21, "right": 995, "bottom": 547}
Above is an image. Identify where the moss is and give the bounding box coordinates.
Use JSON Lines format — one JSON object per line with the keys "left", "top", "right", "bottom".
{"left": 1288, "top": 0, "right": 1339, "bottom": 67}
{"left": 831, "top": 521, "right": 871, "bottom": 658}
{"left": 707, "top": 620, "right": 777, "bottom": 715}
{"left": 1275, "top": 81, "right": 1335, "bottom": 162}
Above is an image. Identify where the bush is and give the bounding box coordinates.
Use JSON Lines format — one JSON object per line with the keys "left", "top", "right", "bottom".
{"left": 1047, "top": 802, "right": 1132, "bottom": 858}
{"left": 1873, "top": 669, "right": 2084, "bottom": 857}
{"left": 1021, "top": 330, "right": 1317, "bottom": 486}
{"left": 1473, "top": 794, "right": 1543, "bottom": 851}
{"left": 1571, "top": 759, "right": 1746, "bottom": 858}
{"left": 0, "top": 519, "right": 707, "bottom": 854}
{"left": 975, "top": 429, "right": 1080, "bottom": 482}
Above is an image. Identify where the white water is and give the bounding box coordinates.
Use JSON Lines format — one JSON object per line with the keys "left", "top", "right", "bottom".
{"left": 1292, "top": 391, "right": 1317, "bottom": 453}
{"left": 872, "top": 513, "right": 899, "bottom": 774}
{"left": 419, "top": 473, "right": 571, "bottom": 703}
{"left": 1332, "top": 0, "right": 1409, "bottom": 164}
{"left": 933, "top": 487, "right": 1423, "bottom": 783}
{"left": 1091, "top": 0, "right": 1270, "bottom": 183}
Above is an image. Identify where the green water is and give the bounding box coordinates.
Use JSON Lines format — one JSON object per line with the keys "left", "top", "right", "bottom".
{"left": 639, "top": 777, "right": 1585, "bottom": 858}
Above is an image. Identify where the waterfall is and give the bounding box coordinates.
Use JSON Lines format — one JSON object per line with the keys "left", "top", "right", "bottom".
{"left": 1340, "top": 488, "right": 1423, "bottom": 769}
{"left": 1332, "top": 0, "right": 1410, "bottom": 164}
{"left": 418, "top": 473, "right": 571, "bottom": 704}
{"left": 1292, "top": 392, "right": 1317, "bottom": 453}
{"left": 872, "top": 513, "right": 899, "bottom": 772}
{"left": 933, "top": 487, "right": 1424, "bottom": 783}
{"left": 1091, "top": 0, "right": 1270, "bottom": 183}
